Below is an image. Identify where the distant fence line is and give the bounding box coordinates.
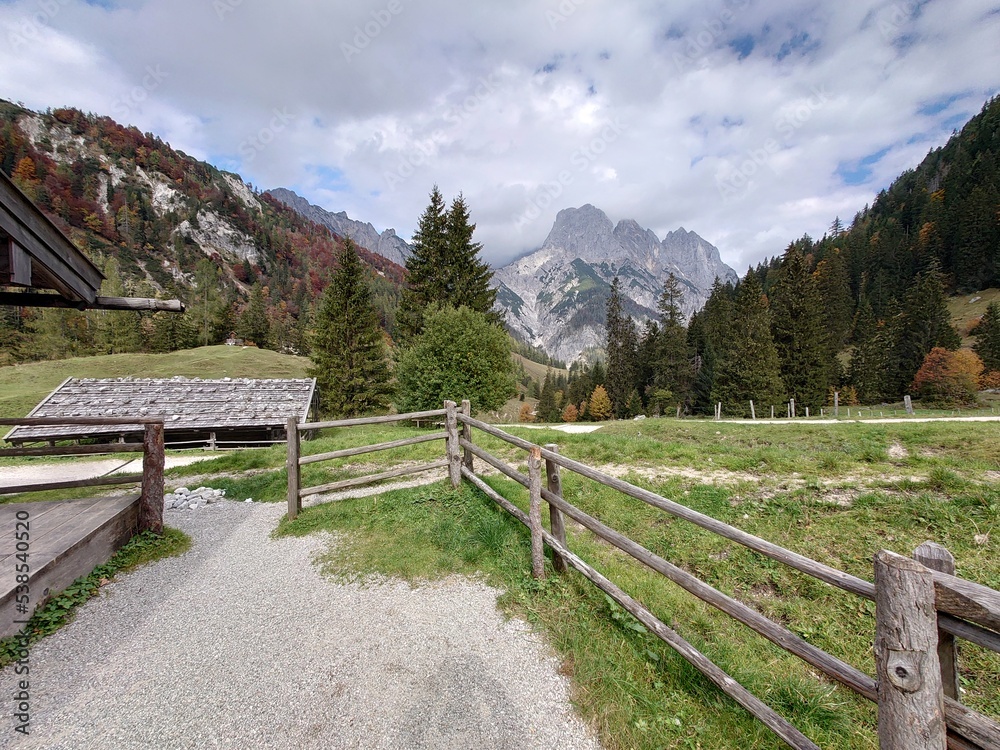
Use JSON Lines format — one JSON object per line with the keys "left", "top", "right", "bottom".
{"left": 285, "top": 402, "right": 1000, "bottom": 749}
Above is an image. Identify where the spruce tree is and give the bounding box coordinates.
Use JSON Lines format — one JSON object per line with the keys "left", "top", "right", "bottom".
{"left": 605, "top": 277, "right": 638, "bottom": 419}
{"left": 973, "top": 301, "right": 1000, "bottom": 372}
{"left": 848, "top": 297, "right": 889, "bottom": 403}
{"left": 712, "top": 270, "right": 785, "bottom": 416}
{"left": 238, "top": 283, "right": 272, "bottom": 348}
{"left": 770, "top": 247, "right": 830, "bottom": 410}
{"left": 891, "top": 265, "right": 961, "bottom": 396}
{"left": 443, "top": 194, "right": 499, "bottom": 323}
{"left": 654, "top": 273, "right": 691, "bottom": 409}
{"left": 309, "top": 240, "right": 393, "bottom": 418}
{"left": 397, "top": 186, "right": 448, "bottom": 340}
{"left": 397, "top": 187, "right": 498, "bottom": 339}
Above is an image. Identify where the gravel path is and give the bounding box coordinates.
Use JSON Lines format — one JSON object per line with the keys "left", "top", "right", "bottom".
{"left": 1, "top": 502, "right": 601, "bottom": 750}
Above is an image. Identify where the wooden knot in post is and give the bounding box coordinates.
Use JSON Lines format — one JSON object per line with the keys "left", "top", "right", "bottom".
{"left": 887, "top": 650, "right": 924, "bottom": 693}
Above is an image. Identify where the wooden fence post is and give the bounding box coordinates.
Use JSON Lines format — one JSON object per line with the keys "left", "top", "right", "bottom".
{"left": 286, "top": 417, "right": 301, "bottom": 520}
{"left": 460, "top": 400, "right": 474, "bottom": 472}
{"left": 528, "top": 446, "right": 545, "bottom": 579}
{"left": 544, "top": 444, "right": 568, "bottom": 574}
{"left": 914, "top": 542, "right": 960, "bottom": 701}
{"left": 874, "top": 550, "right": 946, "bottom": 750}
{"left": 139, "top": 422, "right": 165, "bottom": 535}
{"left": 905, "top": 395, "right": 914, "bottom": 416}
{"left": 834, "top": 391, "right": 839, "bottom": 418}
{"left": 790, "top": 398, "right": 796, "bottom": 419}
{"left": 750, "top": 401, "right": 756, "bottom": 420}
{"left": 445, "top": 400, "right": 462, "bottom": 488}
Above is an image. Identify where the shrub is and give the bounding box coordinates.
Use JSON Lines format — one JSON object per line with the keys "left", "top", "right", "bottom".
{"left": 518, "top": 403, "right": 536, "bottom": 423}
{"left": 911, "top": 347, "right": 983, "bottom": 406}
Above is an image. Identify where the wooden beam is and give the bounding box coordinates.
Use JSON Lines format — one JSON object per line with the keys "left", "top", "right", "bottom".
{"left": 0, "top": 474, "right": 142, "bottom": 495}
{"left": 139, "top": 423, "right": 164, "bottom": 534}
{"left": 299, "top": 460, "right": 449, "bottom": 498}
{"left": 0, "top": 172, "right": 102, "bottom": 302}
{"left": 0, "top": 443, "right": 144, "bottom": 458}
{"left": 304, "top": 409, "right": 448, "bottom": 431}
{"left": 298, "top": 432, "right": 446, "bottom": 466}
{"left": 0, "top": 291, "right": 183, "bottom": 312}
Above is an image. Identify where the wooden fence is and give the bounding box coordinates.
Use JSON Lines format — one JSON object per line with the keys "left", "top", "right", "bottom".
{"left": 286, "top": 401, "right": 1000, "bottom": 749}
{"left": 0, "top": 417, "right": 166, "bottom": 534}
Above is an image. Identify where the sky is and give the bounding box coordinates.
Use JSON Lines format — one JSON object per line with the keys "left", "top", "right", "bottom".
{"left": 0, "top": 0, "right": 998, "bottom": 273}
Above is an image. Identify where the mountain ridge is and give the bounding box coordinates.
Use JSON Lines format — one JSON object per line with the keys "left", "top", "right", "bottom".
{"left": 493, "top": 205, "right": 738, "bottom": 362}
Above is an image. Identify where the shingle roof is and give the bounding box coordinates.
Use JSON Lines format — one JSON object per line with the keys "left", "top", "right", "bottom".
{"left": 4, "top": 377, "right": 316, "bottom": 442}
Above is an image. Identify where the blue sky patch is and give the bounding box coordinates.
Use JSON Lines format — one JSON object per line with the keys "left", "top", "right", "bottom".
{"left": 836, "top": 146, "right": 892, "bottom": 186}
{"left": 729, "top": 34, "right": 755, "bottom": 59}
{"left": 917, "top": 92, "right": 966, "bottom": 117}
{"left": 307, "top": 165, "right": 350, "bottom": 191}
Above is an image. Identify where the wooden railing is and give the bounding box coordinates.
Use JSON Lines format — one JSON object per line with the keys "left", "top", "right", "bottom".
{"left": 0, "top": 417, "right": 166, "bottom": 534}
{"left": 285, "top": 401, "right": 1000, "bottom": 749}
{"left": 284, "top": 408, "right": 450, "bottom": 520}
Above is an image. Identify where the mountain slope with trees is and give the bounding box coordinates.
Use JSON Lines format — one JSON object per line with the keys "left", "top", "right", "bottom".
{"left": 0, "top": 100, "right": 403, "bottom": 362}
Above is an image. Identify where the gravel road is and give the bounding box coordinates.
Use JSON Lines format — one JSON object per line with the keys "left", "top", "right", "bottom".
{"left": 0, "top": 502, "right": 601, "bottom": 750}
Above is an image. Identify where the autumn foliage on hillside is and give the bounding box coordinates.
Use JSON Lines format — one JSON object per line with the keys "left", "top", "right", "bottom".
{"left": 0, "top": 100, "right": 405, "bottom": 362}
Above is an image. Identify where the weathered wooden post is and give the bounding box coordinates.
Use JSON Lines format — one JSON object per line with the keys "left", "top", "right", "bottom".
{"left": 445, "top": 400, "right": 462, "bottom": 489}
{"left": 805, "top": 407, "right": 809, "bottom": 418}
{"left": 750, "top": 400, "right": 756, "bottom": 420}
{"left": 905, "top": 395, "right": 914, "bottom": 416}
{"left": 139, "top": 422, "right": 165, "bottom": 534}
{"left": 771, "top": 405, "right": 775, "bottom": 419}
{"left": 834, "top": 391, "right": 839, "bottom": 418}
{"left": 913, "top": 542, "right": 960, "bottom": 700}
{"left": 286, "top": 417, "right": 301, "bottom": 520}
{"left": 460, "top": 400, "right": 474, "bottom": 472}
{"left": 528, "top": 446, "right": 545, "bottom": 579}
{"left": 544, "top": 444, "right": 568, "bottom": 574}
{"left": 874, "top": 550, "right": 946, "bottom": 750}
{"left": 790, "top": 398, "right": 796, "bottom": 419}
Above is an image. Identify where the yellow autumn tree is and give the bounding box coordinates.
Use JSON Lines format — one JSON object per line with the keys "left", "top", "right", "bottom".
{"left": 588, "top": 385, "right": 612, "bottom": 421}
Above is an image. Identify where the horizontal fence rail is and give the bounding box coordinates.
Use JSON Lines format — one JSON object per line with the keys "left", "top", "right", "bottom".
{"left": 285, "top": 409, "right": 451, "bottom": 519}
{"left": 0, "top": 417, "right": 166, "bottom": 534}
{"left": 454, "top": 412, "right": 1000, "bottom": 750}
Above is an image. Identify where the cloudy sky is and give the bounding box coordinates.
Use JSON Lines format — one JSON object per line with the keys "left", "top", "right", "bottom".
{"left": 0, "top": 0, "right": 998, "bottom": 272}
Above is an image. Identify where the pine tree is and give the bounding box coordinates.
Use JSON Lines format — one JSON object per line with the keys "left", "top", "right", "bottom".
{"left": 689, "top": 280, "right": 734, "bottom": 415}
{"left": 443, "top": 193, "right": 499, "bottom": 322}
{"left": 396, "top": 188, "right": 497, "bottom": 339}
{"left": 654, "top": 273, "right": 690, "bottom": 408}
{"left": 973, "top": 301, "right": 1000, "bottom": 372}
{"left": 848, "top": 297, "right": 890, "bottom": 404}
{"left": 537, "top": 368, "right": 559, "bottom": 422}
{"left": 397, "top": 186, "right": 448, "bottom": 340}
{"left": 815, "top": 247, "right": 854, "bottom": 361}
{"left": 770, "top": 247, "right": 830, "bottom": 410}
{"left": 309, "top": 240, "right": 393, "bottom": 418}
{"left": 712, "top": 270, "right": 785, "bottom": 416}
{"left": 605, "top": 277, "right": 638, "bottom": 419}
{"left": 238, "top": 283, "right": 272, "bottom": 348}
{"left": 891, "top": 265, "right": 961, "bottom": 396}
{"left": 94, "top": 257, "right": 142, "bottom": 354}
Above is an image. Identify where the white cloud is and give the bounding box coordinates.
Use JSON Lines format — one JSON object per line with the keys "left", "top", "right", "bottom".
{"left": 0, "top": 0, "right": 996, "bottom": 272}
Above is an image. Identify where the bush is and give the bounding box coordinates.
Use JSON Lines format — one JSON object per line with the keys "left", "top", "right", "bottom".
{"left": 394, "top": 305, "right": 517, "bottom": 413}
{"left": 911, "top": 347, "right": 983, "bottom": 406}
{"left": 518, "top": 403, "right": 536, "bottom": 423}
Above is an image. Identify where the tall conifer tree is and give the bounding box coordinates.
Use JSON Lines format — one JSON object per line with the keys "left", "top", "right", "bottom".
{"left": 309, "top": 240, "right": 393, "bottom": 418}
{"left": 770, "top": 247, "right": 830, "bottom": 409}
{"left": 654, "top": 273, "right": 690, "bottom": 408}
{"left": 973, "top": 301, "right": 1000, "bottom": 372}
{"left": 712, "top": 270, "right": 785, "bottom": 416}
{"left": 605, "top": 277, "right": 638, "bottom": 419}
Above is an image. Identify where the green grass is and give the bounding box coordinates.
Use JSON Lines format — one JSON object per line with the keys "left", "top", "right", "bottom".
{"left": 0, "top": 344, "right": 310, "bottom": 418}
{"left": 0, "top": 528, "right": 191, "bottom": 667}
{"left": 269, "top": 417, "right": 999, "bottom": 750}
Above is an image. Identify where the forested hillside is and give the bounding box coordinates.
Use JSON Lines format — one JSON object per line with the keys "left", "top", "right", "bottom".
{"left": 595, "top": 96, "right": 1000, "bottom": 420}
{"left": 0, "top": 101, "right": 403, "bottom": 364}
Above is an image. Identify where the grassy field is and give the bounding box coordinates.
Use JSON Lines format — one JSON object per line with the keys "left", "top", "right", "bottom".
{"left": 948, "top": 287, "right": 1000, "bottom": 343}
{"left": 0, "top": 345, "right": 310, "bottom": 419}
{"left": 129, "top": 415, "right": 997, "bottom": 750}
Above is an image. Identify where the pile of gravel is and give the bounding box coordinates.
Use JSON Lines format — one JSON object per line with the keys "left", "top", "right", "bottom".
{"left": 164, "top": 486, "right": 252, "bottom": 510}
